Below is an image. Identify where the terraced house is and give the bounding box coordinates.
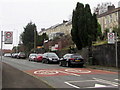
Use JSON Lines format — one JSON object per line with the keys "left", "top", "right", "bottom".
{"left": 39, "top": 20, "right": 72, "bottom": 40}
{"left": 97, "top": 5, "right": 120, "bottom": 33}
{"left": 39, "top": 20, "right": 73, "bottom": 50}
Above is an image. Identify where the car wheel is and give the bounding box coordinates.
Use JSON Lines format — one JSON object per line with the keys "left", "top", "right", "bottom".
{"left": 80, "top": 64, "right": 84, "bottom": 68}
{"left": 66, "top": 62, "right": 70, "bottom": 67}
{"left": 59, "top": 61, "right": 62, "bottom": 66}
{"left": 42, "top": 59, "right": 45, "bottom": 63}
{"left": 46, "top": 60, "right": 49, "bottom": 64}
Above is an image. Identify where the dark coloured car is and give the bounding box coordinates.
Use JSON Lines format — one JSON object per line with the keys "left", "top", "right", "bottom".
{"left": 42, "top": 52, "right": 59, "bottom": 64}
{"left": 17, "top": 52, "right": 26, "bottom": 59}
{"left": 59, "top": 54, "right": 84, "bottom": 67}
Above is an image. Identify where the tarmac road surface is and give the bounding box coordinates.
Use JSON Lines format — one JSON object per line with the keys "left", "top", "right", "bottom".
{"left": 2, "top": 57, "right": 119, "bottom": 90}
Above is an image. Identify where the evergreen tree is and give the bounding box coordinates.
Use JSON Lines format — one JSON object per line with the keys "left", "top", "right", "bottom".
{"left": 71, "top": 2, "right": 100, "bottom": 50}
{"left": 71, "top": 2, "right": 84, "bottom": 50}
{"left": 21, "top": 22, "right": 38, "bottom": 52}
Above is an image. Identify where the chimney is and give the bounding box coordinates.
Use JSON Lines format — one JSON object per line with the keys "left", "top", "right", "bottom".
{"left": 108, "top": 5, "right": 115, "bottom": 11}
{"left": 63, "top": 20, "right": 68, "bottom": 23}
{"left": 41, "top": 28, "right": 45, "bottom": 31}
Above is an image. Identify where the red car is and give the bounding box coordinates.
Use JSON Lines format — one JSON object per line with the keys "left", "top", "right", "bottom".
{"left": 35, "top": 54, "right": 43, "bottom": 62}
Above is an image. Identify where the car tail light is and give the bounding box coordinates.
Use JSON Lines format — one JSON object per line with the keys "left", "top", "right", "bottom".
{"left": 69, "top": 58, "right": 74, "bottom": 61}
{"left": 38, "top": 56, "right": 42, "bottom": 58}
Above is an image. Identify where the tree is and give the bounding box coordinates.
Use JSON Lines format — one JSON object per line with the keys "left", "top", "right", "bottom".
{"left": 97, "top": 22, "right": 102, "bottom": 40}
{"left": 21, "top": 22, "right": 38, "bottom": 52}
{"left": 37, "top": 33, "right": 48, "bottom": 46}
{"left": 113, "top": 26, "right": 120, "bottom": 38}
{"left": 71, "top": 2, "right": 100, "bottom": 50}
{"left": 102, "top": 28, "right": 109, "bottom": 40}
{"left": 71, "top": 2, "right": 84, "bottom": 50}
{"left": 84, "top": 4, "right": 93, "bottom": 47}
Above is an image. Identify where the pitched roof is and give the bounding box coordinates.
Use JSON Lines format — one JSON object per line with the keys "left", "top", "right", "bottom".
{"left": 97, "top": 7, "right": 120, "bottom": 18}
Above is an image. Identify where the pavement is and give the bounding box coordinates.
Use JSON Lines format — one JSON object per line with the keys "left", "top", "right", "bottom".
{"left": 2, "top": 62, "right": 53, "bottom": 89}
{"left": 85, "top": 65, "right": 119, "bottom": 72}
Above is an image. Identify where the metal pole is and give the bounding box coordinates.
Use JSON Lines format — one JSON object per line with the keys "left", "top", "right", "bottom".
{"left": 1, "top": 31, "right": 3, "bottom": 61}
{"left": 115, "top": 32, "right": 118, "bottom": 68}
{"left": 0, "top": 31, "right": 3, "bottom": 90}
{"left": 34, "top": 28, "right": 36, "bottom": 53}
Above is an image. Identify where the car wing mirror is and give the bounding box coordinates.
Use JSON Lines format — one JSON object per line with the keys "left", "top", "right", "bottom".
{"left": 60, "top": 58, "right": 63, "bottom": 60}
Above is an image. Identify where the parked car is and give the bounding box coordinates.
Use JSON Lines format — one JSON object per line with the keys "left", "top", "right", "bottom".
{"left": 11, "top": 53, "right": 18, "bottom": 58}
{"left": 17, "top": 52, "right": 26, "bottom": 59}
{"left": 59, "top": 54, "right": 84, "bottom": 67}
{"left": 35, "top": 54, "right": 43, "bottom": 62}
{"left": 28, "top": 53, "right": 37, "bottom": 61}
{"left": 42, "top": 52, "right": 59, "bottom": 64}
{"left": 4, "top": 53, "right": 11, "bottom": 57}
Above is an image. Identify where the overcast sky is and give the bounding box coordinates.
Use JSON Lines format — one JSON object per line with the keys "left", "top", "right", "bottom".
{"left": 0, "top": 0, "right": 120, "bottom": 49}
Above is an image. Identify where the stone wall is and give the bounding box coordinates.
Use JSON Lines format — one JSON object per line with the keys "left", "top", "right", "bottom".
{"left": 92, "top": 42, "right": 120, "bottom": 67}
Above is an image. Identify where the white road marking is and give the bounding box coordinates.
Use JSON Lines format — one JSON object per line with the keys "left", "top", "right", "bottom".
{"left": 65, "top": 78, "right": 119, "bottom": 89}
{"left": 67, "top": 80, "right": 96, "bottom": 83}
{"left": 33, "top": 69, "right": 81, "bottom": 76}
{"left": 34, "top": 70, "right": 59, "bottom": 75}
{"left": 65, "top": 69, "right": 91, "bottom": 73}
{"left": 93, "top": 78, "right": 118, "bottom": 86}
{"left": 94, "top": 84, "right": 106, "bottom": 87}
{"left": 64, "top": 82, "right": 80, "bottom": 88}
{"left": 115, "top": 79, "right": 119, "bottom": 81}
{"left": 59, "top": 71, "right": 81, "bottom": 76}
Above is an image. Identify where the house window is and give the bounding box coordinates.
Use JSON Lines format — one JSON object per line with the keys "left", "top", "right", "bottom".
{"left": 110, "top": 15, "right": 112, "bottom": 23}
{"left": 115, "top": 12, "right": 118, "bottom": 22}
{"left": 105, "top": 16, "right": 108, "bottom": 24}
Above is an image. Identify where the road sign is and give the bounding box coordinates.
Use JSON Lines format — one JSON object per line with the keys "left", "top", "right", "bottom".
{"left": 4, "top": 31, "right": 13, "bottom": 44}
{"left": 108, "top": 33, "right": 115, "bottom": 44}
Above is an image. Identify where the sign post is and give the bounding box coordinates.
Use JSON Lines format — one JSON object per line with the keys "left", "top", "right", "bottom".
{"left": 107, "top": 32, "right": 118, "bottom": 68}
{"left": 115, "top": 32, "right": 118, "bottom": 68}
{"left": 1, "top": 31, "right": 3, "bottom": 61}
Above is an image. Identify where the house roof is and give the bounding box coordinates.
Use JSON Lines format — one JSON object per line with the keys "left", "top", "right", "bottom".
{"left": 97, "top": 7, "right": 120, "bottom": 18}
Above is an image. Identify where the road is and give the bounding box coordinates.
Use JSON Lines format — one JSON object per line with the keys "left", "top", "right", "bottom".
{"left": 2, "top": 57, "right": 119, "bottom": 90}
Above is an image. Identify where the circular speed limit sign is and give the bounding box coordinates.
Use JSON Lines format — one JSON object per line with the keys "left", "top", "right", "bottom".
{"left": 4, "top": 31, "right": 13, "bottom": 44}
{"left": 108, "top": 33, "right": 115, "bottom": 44}
{"left": 108, "top": 33, "right": 114, "bottom": 39}
{"left": 5, "top": 32, "right": 12, "bottom": 38}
